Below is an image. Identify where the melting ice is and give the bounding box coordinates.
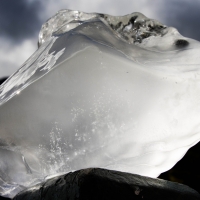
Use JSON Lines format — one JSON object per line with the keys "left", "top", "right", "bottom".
{"left": 1, "top": 9, "right": 200, "bottom": 198}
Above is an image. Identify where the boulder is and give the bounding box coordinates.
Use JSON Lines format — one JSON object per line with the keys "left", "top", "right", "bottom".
{"left": 13, "top": 168, "right": 200, "bottom": 200}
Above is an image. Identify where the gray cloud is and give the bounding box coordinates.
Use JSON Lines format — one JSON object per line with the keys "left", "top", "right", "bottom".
{"left": 0, "top": 0, "right": 44, "bottom": 43}
{"left": 158, "top": 0, "right": 200, "bottom": 41}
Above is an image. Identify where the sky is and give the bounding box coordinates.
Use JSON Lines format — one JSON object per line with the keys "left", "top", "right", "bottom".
{"left": 0, "top": 0, "right": 200, "bottom": 79}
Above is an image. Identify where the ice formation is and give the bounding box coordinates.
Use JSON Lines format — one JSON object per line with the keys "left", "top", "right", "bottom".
{"left": 1, "top": 9, "right": 200, "bottom": 198}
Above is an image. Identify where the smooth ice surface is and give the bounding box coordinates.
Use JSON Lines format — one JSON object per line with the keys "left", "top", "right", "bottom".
{"left": 1, "top": 9, "right": 200, "bottom": 198}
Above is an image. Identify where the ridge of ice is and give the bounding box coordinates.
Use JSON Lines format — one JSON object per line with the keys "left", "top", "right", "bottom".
{"left": 1, "top": 9, "right": 200, "bottom": 198}
{"left": 38, "top": 9, "right": 166, "bottom": 46}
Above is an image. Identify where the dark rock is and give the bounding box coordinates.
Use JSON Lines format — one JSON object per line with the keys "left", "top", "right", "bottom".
{"left": 0, "top": 197, "right": 11, "bottom": 200}
{"left": 0, "top": 77, "right": 8, "bottom": 85}
{"left": 12, "top": 168, "right": 200, "bottom": 200}
{"left": 159, "top": 141, "right": 200, "bottom": 193}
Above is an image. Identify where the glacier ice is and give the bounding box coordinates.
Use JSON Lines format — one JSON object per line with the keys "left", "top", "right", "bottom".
{"left": 1, "top": 9, "right": 200, "bottom": 198}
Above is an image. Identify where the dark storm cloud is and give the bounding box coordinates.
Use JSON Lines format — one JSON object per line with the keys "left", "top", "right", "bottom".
{"left": 159, "top": 1, "right": 200, "bottom": 41}
{"left": 0, "top": 0, "right": 44, "bottom": 43}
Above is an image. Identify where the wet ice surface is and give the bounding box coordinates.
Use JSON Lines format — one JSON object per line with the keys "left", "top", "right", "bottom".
{"left": 1, "top": 9, "right": 200, "bottom": 198}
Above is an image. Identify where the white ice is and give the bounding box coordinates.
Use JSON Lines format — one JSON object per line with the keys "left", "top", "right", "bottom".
{"left": 0, "top": 9, "right": 200, "bottom": 198}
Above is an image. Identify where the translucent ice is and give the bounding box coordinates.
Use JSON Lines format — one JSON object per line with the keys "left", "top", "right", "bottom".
{"left": 1, "top": 9, "right": 200, "bottom": 198}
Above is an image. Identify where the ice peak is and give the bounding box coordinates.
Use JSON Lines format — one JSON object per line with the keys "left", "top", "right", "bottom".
{"left": 38, "top": 10, "right": 166, "bottom": 46}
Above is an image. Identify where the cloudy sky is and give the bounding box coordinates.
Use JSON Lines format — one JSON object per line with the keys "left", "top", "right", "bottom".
{"left": 0, "top": 0, "right": 200, "bottom": 79}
